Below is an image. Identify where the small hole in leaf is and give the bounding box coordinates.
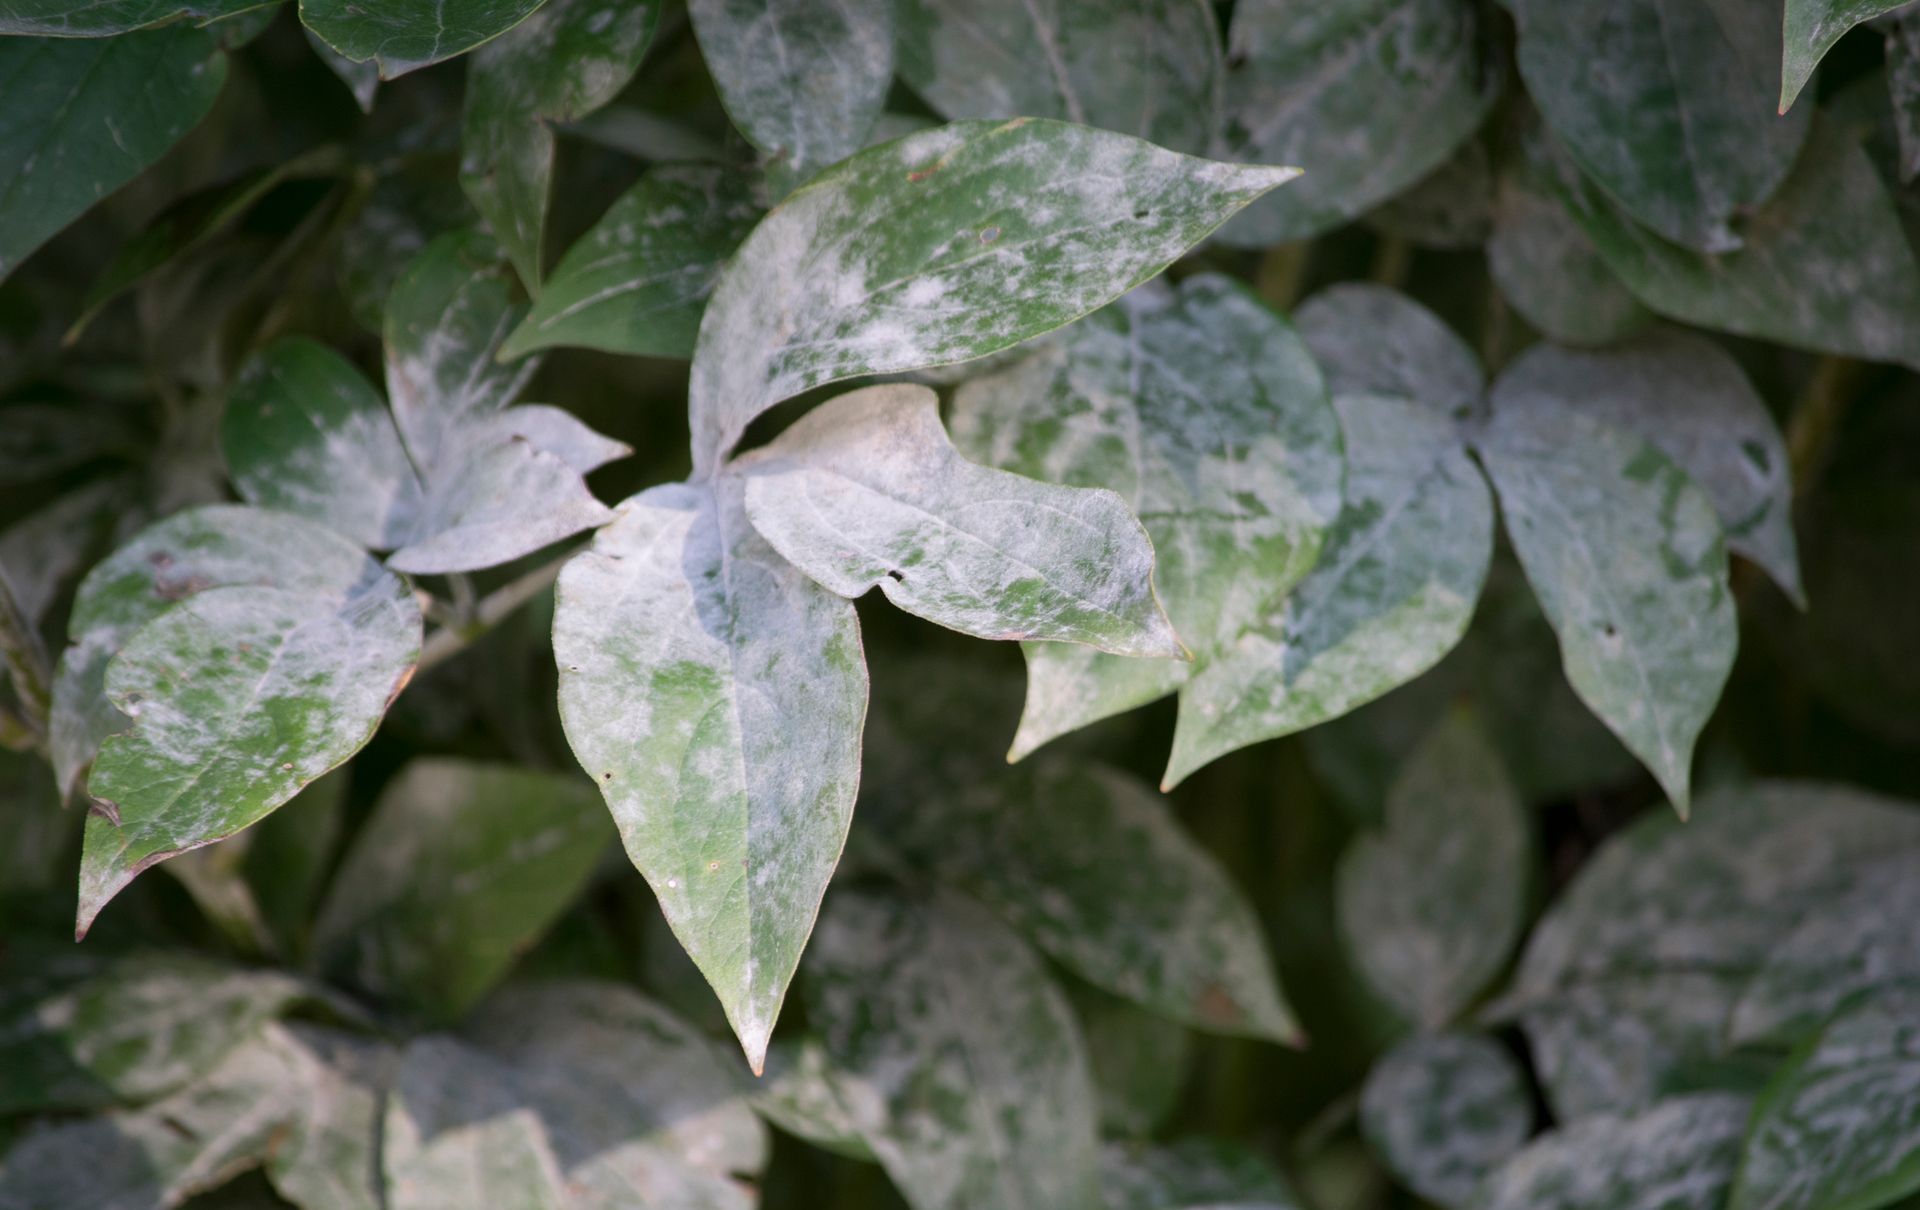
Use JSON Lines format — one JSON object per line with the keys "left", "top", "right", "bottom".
{"left": 884, "top": 569, "right": 904, "bottom": 582}
{"left": 980, "top": 226, "right": 1001, "bottom": 243}
{"left": 602, "top": 771, "right": 614, "bottom": 780}
{"left": 1134, "top": 207, "right": 1150, "bottom": 219}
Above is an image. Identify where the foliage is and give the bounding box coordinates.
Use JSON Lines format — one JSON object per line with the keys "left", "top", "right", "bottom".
{"left": 3, "top": 1, "right": 1920, "bottom": 1208}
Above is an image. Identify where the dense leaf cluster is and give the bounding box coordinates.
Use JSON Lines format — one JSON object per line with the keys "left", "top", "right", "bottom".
{"left": 4, "top": 1, "right": 1920, "bottom": 1208}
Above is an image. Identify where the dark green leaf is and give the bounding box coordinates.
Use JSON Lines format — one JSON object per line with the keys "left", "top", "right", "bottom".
{"left": 1487, "top": 160, "right": 1652, "bottom": 347}
{"left": 300, "top": 0, "right": 553, "bottom": 78}
{"left": 1783, "top": 0, "right": 1912, "bottom": 110}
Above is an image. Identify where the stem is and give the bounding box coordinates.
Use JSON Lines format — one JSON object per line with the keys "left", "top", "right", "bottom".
{"left": 1368, "top": 233, "right": 1413, "bottom": 289}
{"left": 1785, "top": 355, "right": 1861, "bottom": 494}
{"left": 0, "top": 567, "right": 50, "bottom": 747}
{"left": 415, "top": 554, "right": 572, "bottom": 674}
{"left": 1255, "top": 242, "right": 1312, "bottom": 311}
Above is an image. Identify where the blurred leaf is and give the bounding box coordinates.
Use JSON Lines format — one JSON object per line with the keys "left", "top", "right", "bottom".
{"left": 1359, "top": 1033, "right": 1531, "bottom": 1208}
{"left": 1075, "top": 986, "right": 1193, "bottom": 1138}
{"left": 268, "top": 1024, "right": 394, "bottom": 1210}
{"left": 300, "top": 0, "right": 553, "bottom": 77}
{"left": 1487, "top": 159, "right": 1652, "bottom": 347}
{"left": 1368, "top": 137, "right": 1494, "bottom": 250}
{"left": 0, "top": 402, "right": 144, "bottom": 484}
{"left": 1479, "top": 1093, "right": 1749, "bottom": 1210}
{"left": 1099, "top": 1137, "right": 1302, "bottom": 1210}
{"left": 753, "top": 1039, "right": 876, "bottom": 1162}
{"left": 311, "top": 759, "right": 612, "bottom": 1021}
{"left": 383, "top": 1036, "right": 571, "bottom": 1210}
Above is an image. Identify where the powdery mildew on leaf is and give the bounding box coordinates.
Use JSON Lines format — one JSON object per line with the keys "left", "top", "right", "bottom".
{"left": 383, "top": 1036, "right": 571, "bottom": 1210}
{"left": 1217, "top": 0, "right": 1495, "bottom": 246}
{"left": 1511, "top": 0, "right": 1808, "bottom": 253}
{"left": 1474, "top": 401, "right": 1735, "bottom": 815}
{"left": 299, "top": 0, "right": 553, "bottom": 77}
{"left": 552, "top": 478, "right": 867, "bottom": 1072}
{"left": 500, "top": 165, "right": 762, "bottom": 361}
{"left": 1336, "top": 707, "right": 1527, "bottom": 1029}
{"left": 1781, "top": 0, "right": 1913, "bottom": 110}
{"left": 1479, "top": 1093, "right": 1750, "bottom": 1210}
{"left": 1099, "top": 1137, "right": 1302, "bottom": 1210}
{"left": 685, "top": 117, "right": 1298, "bottom": 473}
{"left": 742, "top": 383, "right": 1183, "bottom": 656}
{"left": 895, "top": 0, "right": 1225, "bottom": 155}
{"left": 690, "top": 0, "right": 892, "bottom": 184}
{"left": 803, "top": 889, "right": 1102, "bottom": 1210}
{"left": 1731, "top": 983, "right": 1920, "bottom": 1210}
{"left": 268, "top": 1024, "right": 394, "bottom": 1210}
{"left": 309, "top": 759, "right": 613, "bottom": 1022}
{"left": 948, "top": 275, "right": 1342, "bottom": 758}
{"left": 1492, "top": 328, "right": 1803, "bottom": 604}
{"left": 752, "top": 1040, "right": 876, "bottom": 1161}
{"left": 1358, "top": 1033, "right": 1532, "bottom": 1209}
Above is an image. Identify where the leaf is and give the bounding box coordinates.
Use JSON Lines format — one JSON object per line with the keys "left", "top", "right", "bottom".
{"left": 1368, "top": 137, "right": 1495, "bottom": 251}
{"left": 268, "top": 1024, "right": 394, "bottom": 1210}
{"left": 1888, "top": 16, "right": 1920, "bottom": 183}
{"left": 383, "top": 1036, "right": 571, "bottom": 1210}
{"left": 1478, "top": 1093, "right": 1749, "bottom": 1210}
{"left": 1336, "top": 706, "right": 1528, "bottom": 1029}
{"left": 685, "top": 117, "right": 1299, "bottom": 474}
{"left": 161, "top": 774, "right": 345, "bottom": 955}
{"left": 300, "top": 0, "right": 553, "bottom": 77}
{"left": 1487, "top": 161, "right": 1652, "bottom": 347}
{"left": 306, "top": 25, "right": 379, "bottom": 111}
{"left": 1731, "top": 983, "right": 1920, "bottom": 1210}
{"left": 1491, "top": 329, "right": 1802, "bottom": 605}
{"left": 552, "top": 478, "right": 867, "bottom": 1073}
{"left": 946, "top": 274, "right": 1342, "bottom": 758}
{"left": 741, "top": 383, "right": 1181, "bottom": 656}
{"left": 0, "top": 28, "right": 228, "bottom": 283}
{"left": 863, "top": 754, "right": 1298, "bottom": 1041}
{"left": 754, "top": 1040, "right": 876, "bottom": 1161}
{"left": 310, "top": 759, "right": 612, "bottom": 1022}
{"left": 1506, "top": 781, "right": 1920, "bottom": 1119}
{"left": 1510, "top": 0, "right": 1808, "bottom": 253}
{"left": 0, "top": 401, "right": 143, "bottom": 484}
{"left": 804, "top": 889, "right": 1102, "bottom": 1210}
{"left": 383, "top": 430, "right": 618, "bottom": 574}
{"left": 894, "top": 0, "right": 1224, "bottom": 155}
{"left": 1076, "top": 986, "right": 1193, "bottom": 1138}
{"left": 222, "top": 338, "right": 426, "bottom": 551}
{"left": 499, "top": 165, "right": 762, "bottom": 361}
{"left": 460, "top": 0, "right": 661, "bottom": 288}
{"left": 1473, "top": 395, "right": 1736, "bottom": 815}
{"left": 1216, "top": 0, "right": 1496, "bottom": 246}
{"left": 1163, "top": 286, "right": 1493, "bottom": 788}
{"left": 1543, "top": 115, "right": 1920, "bottom": 368}
{"left": 1099, "top": 1137, "right": 1302, "bottom": 1210}
{"left": 0, "top": 951, "right": 308, "bottom": 1114}
{"left": 1783, "top": 0, "right": 1912, "bottom": 111}
{"left": 690, "top": 0, "right": 893, "bottom": 185}
{"left": 0, "top": 0, "right": 268, "bottom": 33}
{"left": 1359, "top": 1033, "right": 1532, "bottom": 1209}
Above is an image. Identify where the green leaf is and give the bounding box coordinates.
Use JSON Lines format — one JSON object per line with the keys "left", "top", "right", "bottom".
{"left": 947, "top": 274, "right": 1342, "bottom": 759}
{"left": 268, "top": 1024, "right": 394, "bottom": 1210}
{"left": 1164, "top": 286, "right": 1493, "bottom": 788}
{"left": 685, "top": 117, "right": 1298, "bottom": 474}
{"left": 1359, "top": 1033, "right": 1532, "bottom": 1209}
{"left": 865, "top": 754, "right": 1298, "bottom": 1041}
{"left": 1488, "top": 161, "right": 1652, "bottom": 347}
{"left": 1217, "top": 0, "right": 1496, "bottom": 246}
{"left": 0, "top": 0, "right": 268, "bottom": 33}
{"left": 1732, "top": 983, "right": 1920, "bottom": 1210}
{"left": 1506, "top": 782, "right": 1920, "bottom": 1119}
{"left": 0, "top": 28, "right": 228, "bottom": 283}
{"left": 1474, "top": 391, "right": 1736, "bottom": 815}
{"left": 383, "top": 1036, "right": 571, "bottom": 1210}
{"left": 894, "top": 0, "right": 1224, "bottom": 155}
{"left": 310, "top": 759, "right": 613, "bottom": 1022}
{"left": 1782, "top": 0, "right": 1911, "bottom": 111}
{"left": 804, "top": 889, "right": 1101, "bottom": 1210}
{"left": 0, "top": 951, "right": 308, "bottom": 1114}
{"left": 460, "top": 0, "right": 661, "bottom": 288}
{"left": 741, "top": 383, "right": 1182, "bottom": 656}
{"left": 300, "top": 0, "right": 553, "bottom": 77}
{"left": 162, "top": 772, "right": 345, "bottom": 955}
{"left": 1479, "top": 1094, "right": 1749, "bottom": 1210}
{"left": 79, "top": 572, "right": 422, "bottom": 935}
{"left": 1336, "top": 706, "right": 1528, "bottom": 1029}
{"left": 1544, "top": 116, "right": 1920, "bottom": 368}
{"left": 306, "top": 24, "right": 379, "bottom": 111}
{"left": 753, "top": 1039, "right": 875, "bottom": 1161}
{"left": 1511, "top": 0, "right": 1808, "bottom": 253}
{"left": 1075, "top": 986, "right": 1192, "bottom": 1138}
{"left": 690, "top": 0, "right": 893, "bottom": 184}
{"left": 1099, "top": 1137, "right": 1303, "bottom": 1210}
{"left": 552, "top": 478, "right": 867, "bottom": 1074}
{"left": 499, "top": 165, "right": 762, "bottom": 361}
{"left": 1492, "top": 329, "right": 1802, "bottom": 605}
{"left": 222, "top": 338, "right": 427, "bottom": 551}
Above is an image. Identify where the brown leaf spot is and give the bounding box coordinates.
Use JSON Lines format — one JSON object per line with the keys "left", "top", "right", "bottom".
{"left": 1193, "top": 983, "right": 1245, "bottom": 1029}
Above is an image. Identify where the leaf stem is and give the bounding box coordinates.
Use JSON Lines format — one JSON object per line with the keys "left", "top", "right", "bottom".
{"left": 1785, "top": 355, "right": 1863, "bottom": 493}
{"left": 415, "top": 553, "right": 574, "bottom": 674}
{"left": 0, "top": 567, "right": 51, "bottom": 748}
{"left": 1368, "top": 233, "right": 1413, "bottom": 289}
{"left": 1256, "top": 242, "right": 1312, "bottom": 311}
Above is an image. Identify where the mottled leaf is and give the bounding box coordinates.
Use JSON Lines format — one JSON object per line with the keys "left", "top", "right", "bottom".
{"left": 895, "top": 0, "right": 1223, "bottom": 155}
{"left": 754, "top": 1039, "right": 875, "bottom": 1160}
{"left": 383, "top": 1036, "right": 570, "bottom": 1210}
{"left": 301, "top": 0, "right": 552, "bottom": 77}
{"left": 268, "top": 1024, "right": 394, "bottom": 1210}
{"left": 383, "top": 430, "right": 618, "bottom": 574}
{"left": 1511, "top": 0, "right": 1807, "bottom": 253}
{"left": 1100, "top": 1138, "right": 1302, "bottom": 1210}
{"left": 804, "top": 889, "right": 1101, "bottom": 1210}
{"left": 1492, "top": 329, "right": 1802, "bottom": 604}
{"left": 691, "top": 0, "right": 892, "bottom": 184}
{"left": 685, "top": 117, "right": 1298, "bottom": 473}
{"left": 1479, "top": 1093, "right": 1749, "bottom": 1210}
{"left": 0, "top": 28, "right": 228, "bottom": 283}
{"left": 499, "top": 165, "right": 761, "bottom": 361}
{"left": 947, "top": 274, "right": 1342, "bottom": 758}
{"left": 1164, "top": 287, "right": 1493, "bottom": 788}
{"left": 310, "top": 759, "right": 612, "bottom": 1022}
{"left": 1474, "top": 397, "right": 1736, "bottom": 814}
{"left": 742, "top": 383, "right": 1181, "bottom": 656}
{"left": 552, "top": 478, "right": 867, "bottom": 1073}
{"left": 1732, "top": 983, "right": 1920, "bottom": 1210}
{"left": 1487, "top": 161, "right": 1652, "bottom": 347}
{"left": 461, "top": 0, "right": 660, "bottom": 288}
{"left": 1783, "top": 0, "right": 1912, "bottom": 110}
{"left": 1359, "top": 1033, "right": 1532, "bottom": 1208}
{"left": 0, "top": 0, "right": 267, "bottom": 33}
{"left": 1217, "top": 0, "right": 1496, "bottom": 245}
{"left": 1337, "top": 707, "right": 1528, "bottom": 1028}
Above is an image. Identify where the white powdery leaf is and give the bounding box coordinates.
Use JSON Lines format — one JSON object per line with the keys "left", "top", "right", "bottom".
{"left": 268, "top": 1024, "right": 394, "bottom": 1210}
{"left": 1479, "top": 1093, "right": 1750, "bottom": 1210}
{"left": 383, "top": 1036, "right": 571, "bottom": 1210}
{"left": 685, "top": 117, "right": 1297, "bottom": 473}
{"left": 1099, "top": 1137, "right": 1302, "bottom": 1210}
{"left": 385, "top": 428, "right": 616, "bottom": 574}
{"left": 741, "top": 383, "right": 1182, "bottom": 656}
{"left": 552, "top": 477, "right": 867, "bottom": 1073}
{"left": 1359, "top": 1033, "right": 1532, "bottom": 1209}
